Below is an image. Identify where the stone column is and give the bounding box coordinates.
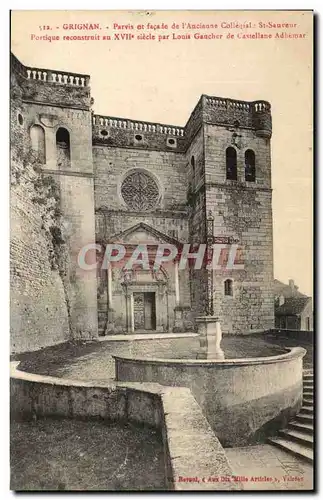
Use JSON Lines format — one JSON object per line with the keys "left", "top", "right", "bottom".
{"left": 107, "top": 266, "right": 113, "bottom": 309}
{"left": 173, "top": 260, "right": 185, "bottom": 332}
{"left": 105, "top": 266, "right": 116, "bottom": 334}
{"left": 127, "top": 292, "right": 134, "bottom": 333}
{"left": 174, "top": 260, "right": 180, "bottom": 306}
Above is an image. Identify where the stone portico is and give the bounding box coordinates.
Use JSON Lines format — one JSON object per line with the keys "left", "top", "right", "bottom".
{"left": 97, "top": 223, "right": 192, "bottom": 334}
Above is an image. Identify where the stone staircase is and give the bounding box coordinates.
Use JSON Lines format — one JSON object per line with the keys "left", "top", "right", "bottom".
{"left": 268, "top": 370, "right": 314, "bottom": 463}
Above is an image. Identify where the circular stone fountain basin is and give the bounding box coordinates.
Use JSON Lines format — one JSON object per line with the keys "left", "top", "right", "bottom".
{"left": 114, "top": 346, "right": 306, "bottom": 447}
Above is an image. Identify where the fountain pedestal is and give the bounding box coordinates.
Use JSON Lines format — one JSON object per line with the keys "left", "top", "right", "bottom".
{"left": 196, "top": 316, "right": 225, "bottom": 360}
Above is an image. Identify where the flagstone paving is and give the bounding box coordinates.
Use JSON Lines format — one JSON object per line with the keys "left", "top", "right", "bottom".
{"left": 225, "top": 444, "right": 313, "bottom": 491}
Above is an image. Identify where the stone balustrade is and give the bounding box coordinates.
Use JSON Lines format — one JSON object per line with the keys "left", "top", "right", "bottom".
{"left": 204, "top": 95, "right": 271, "bottom": 113}
{"left": 92, "top": 96, "right": 271, "bottom": 144}
{"left": 25, "top": 66, "right": 90, "bottom": 87}
{"left": 93, "top": 114, "right": 185, "bottom": 136}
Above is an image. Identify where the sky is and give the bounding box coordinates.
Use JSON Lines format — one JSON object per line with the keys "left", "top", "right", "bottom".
{"left": 11, "top": 10, "right": 313, "bottom": 296}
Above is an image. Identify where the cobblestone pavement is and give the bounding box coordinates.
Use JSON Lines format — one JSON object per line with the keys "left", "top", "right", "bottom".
{"left": 225, "top": 444, "right": 313, "bottom": 491}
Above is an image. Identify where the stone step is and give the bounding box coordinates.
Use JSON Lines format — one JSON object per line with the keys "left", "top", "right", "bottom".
{"left": 303, "top": 375, "right": 313, "bottom": 381}
{"left": 289, "top": 420, "right": 314, "bottom": 435}
{"left": 268, "top": 437, "right": 313, "bottom": 464}
{"left": 295, "top": 412, "right": 314, "bottom": 424}
{"left": 279, "top": 428, "right": 313, "bottom": 447}
{"left": 303, "top": 398, "right": 313, "bottom": 405}
{"left": 301, "top": 405, "right": 314, "bottom": 415}
{"left": 302, "top": 400, "right": 313, "bottom": 408}
{"left": 303, "top": 391, "right": 314, "bottom": 398}
{"left": 303, "top": 384, "right": 314, "bottom": 390}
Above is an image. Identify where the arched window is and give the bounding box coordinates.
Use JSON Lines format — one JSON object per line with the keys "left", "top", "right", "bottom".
{"left": 224, "top": 279, "right": 233, "bottom": 296}
{"left": 226, "top": 147, "right": 237, "bottom": 180}
{"left": 245, "top": 149, "right": 256, "bottom": 182}
{"left": 30, "top": 124, "right": 46, "bottom": 164}
{"left": 56, "top": 127, "right": 71, "bottom": 169}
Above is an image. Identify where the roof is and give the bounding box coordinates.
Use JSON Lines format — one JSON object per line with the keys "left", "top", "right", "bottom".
{"left": 274, "top": 279, "right": 306, "bottom": 298}
{"left": 275, "top": 296, "right": 311, "bottom": 317}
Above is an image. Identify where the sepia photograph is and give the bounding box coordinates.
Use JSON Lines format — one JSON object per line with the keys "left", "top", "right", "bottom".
{"left": 9, "top": 9, "right": 314, "bottom": 491}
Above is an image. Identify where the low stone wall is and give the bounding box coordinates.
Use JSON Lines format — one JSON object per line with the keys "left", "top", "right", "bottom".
{"left": 266, "top": 328, "right": 313, "bottom": 342}
{"left": 10, "top": 362, "right": 239, "bottom": 491}
{"left": 114, "top": 347, "right": 306, "bottom": 447}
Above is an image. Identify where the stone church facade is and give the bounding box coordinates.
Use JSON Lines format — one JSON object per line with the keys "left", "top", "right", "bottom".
{"left": 10, "top": 53, "right": 275, "bottom": 350}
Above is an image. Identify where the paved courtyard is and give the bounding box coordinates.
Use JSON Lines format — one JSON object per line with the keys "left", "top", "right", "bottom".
{"left": 11, "top": 333, "right": 313, "bottom": 491}
{"left": 15, "top": 333, "right": 312, "bottom": 383}
{"left": 225, "top": 444, "right": 313, "bottom": 491}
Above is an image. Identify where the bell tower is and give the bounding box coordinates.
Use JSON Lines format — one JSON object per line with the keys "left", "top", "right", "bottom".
{"left": 202, "top": 95, "right": 274, "bottom": 333}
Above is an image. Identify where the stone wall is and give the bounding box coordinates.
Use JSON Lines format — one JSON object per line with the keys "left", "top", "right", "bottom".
{"left": 10, "top": 71, "right": 70, "bottom": 353}
{"left": 11, "top": 55, "right": 98, "bottom": 347}
{"left": 93, "top": 146, "right": 188, "bottom": 216}
{"left": 11, "top": 362, "right": 238, "bottom": 491}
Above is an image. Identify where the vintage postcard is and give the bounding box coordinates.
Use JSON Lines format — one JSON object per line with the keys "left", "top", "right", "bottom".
{"left": 10, "top": 10, "right": 314, "bottom": 491}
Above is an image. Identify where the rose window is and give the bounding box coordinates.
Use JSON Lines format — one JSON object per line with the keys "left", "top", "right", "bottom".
{"left": 121, "top": 171, "right": 159, "bottom": 211}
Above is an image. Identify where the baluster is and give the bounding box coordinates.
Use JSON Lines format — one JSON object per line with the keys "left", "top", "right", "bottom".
{"left": 74, "top": 76, "right": 80, "bottom": 86}
{"left": 69, "top": 75, "right": 74, "bottom": 85}
{"left": 32, "top": 70, "right": 37, "bottom": 79}
{"left": 26, "top": 69, "right": 31, "bottom": 79}
{"left": 80, "top": 77, "right": 85, "bottom": 87}
{"left": 42, "top": 72, "right": 47, "bottom": 81}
